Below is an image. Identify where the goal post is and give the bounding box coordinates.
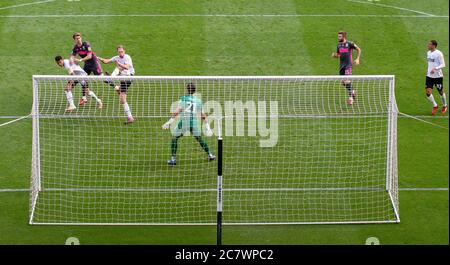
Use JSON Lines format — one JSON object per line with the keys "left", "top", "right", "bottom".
{"left": 30, "top": 75, "right": 399, "bottom": 225}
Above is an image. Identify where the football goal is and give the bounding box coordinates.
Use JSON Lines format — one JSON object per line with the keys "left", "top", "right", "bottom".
{"left": 29, "top": 75, "right": 399, "bottom": 226}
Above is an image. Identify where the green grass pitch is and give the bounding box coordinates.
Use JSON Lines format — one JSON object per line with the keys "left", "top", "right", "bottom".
{"left": 0, "top": 0, "right": 448, "bottom": 244}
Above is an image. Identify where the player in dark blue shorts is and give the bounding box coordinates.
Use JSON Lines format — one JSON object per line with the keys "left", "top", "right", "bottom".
{"left": 70, "top": 32, "right": 103, "bottom": 106}
{"left": 332, "top": 31, "right": 362, "bottom": 105}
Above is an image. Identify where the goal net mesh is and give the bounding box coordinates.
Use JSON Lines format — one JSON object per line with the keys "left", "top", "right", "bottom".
{"left": 30, "top": 76, "right": 399, "bottom": 224}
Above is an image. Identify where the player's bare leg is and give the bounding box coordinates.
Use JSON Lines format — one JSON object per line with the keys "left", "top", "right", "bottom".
{"left": 114, "top": 85, "right": 121, "bottom": 95}
{"left": 64, "top": 83, "right": 76, "bottom": 112}
{"left": 426, "top": 87, "right": 439, "bottom": 115}
{"left": 79, "top": 83, "right": 88, "bottom": 106}
{"left": 120, "top": 92, "right": 134, "bottom": 124}
{"left": 343, "top": 80, "right": 355, "bottom": 105}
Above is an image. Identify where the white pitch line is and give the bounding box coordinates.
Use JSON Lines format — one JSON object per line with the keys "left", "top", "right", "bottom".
{"left": 0, "top": 116, "right": 30, "bottom": 119}
{"left": 399, "top": 112, "right": 449, "bottom": 130}
{"left": 0, "top": 0, "right": 55, "bottom": 11}
{"left": 0, "top": 189, "right": 30, "bottom": 192}
{"left": 0, "top": 114, "right": 30, "bottom": 128}
{"left": 400, "top": 188, "right": 448, "bottom": 191}
{"left": 0, "top": 14, "right": 448, "bottom": 18}
{"left": 399, "top": 115, "right": 448, "bottom": 119}
{"left": 346, "top": 0, "right": 438, "bottom": 17}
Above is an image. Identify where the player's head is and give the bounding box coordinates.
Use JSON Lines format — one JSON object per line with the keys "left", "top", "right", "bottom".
{"left": 54, "top": 55, "right": 64, "bottom": 67}
{"left": 72, "top": 32, "right": 82, "bottom": 45}
{"left": 186, "top": 83, "right": 196, "bottom": 95}
{"left": 428, "top": 40, "right": 438, "bottom": 50}
{"left": 117, "top": 45, "right": 125, "bottom": 58}
{"left": 338, "top": 31, "right": 347, "bottom": 42}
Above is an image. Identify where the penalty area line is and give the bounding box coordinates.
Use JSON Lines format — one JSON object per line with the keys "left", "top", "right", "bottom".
{"left": 399, "top": 112, "right": 449, "bottom": 130}
{"left": 0, "top": 115, "right": 31, "bottom": 128}
{"left": 346, "top": 0, "right": 438, "bottom": 17}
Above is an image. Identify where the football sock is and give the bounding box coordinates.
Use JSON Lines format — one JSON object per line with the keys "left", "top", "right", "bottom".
{"left": 427, "top": 94, "right": 438, "bottom": 107}
{"left": 195, "top": 136, "right": 210, "bottom": 154}
{"left": 123, "top": 102, "right": 133, "bottom": 118}
{"left": 171, "top": 137, "right": 181, "bottom": 157}
{"left": 65, "top": 91, "right": 74, "bottom": 106}
{"left": 440, "top": 93, "right": 447, "bottom": 107}
{"left": 88, "top": 91, "right": 101, "bottom": 103}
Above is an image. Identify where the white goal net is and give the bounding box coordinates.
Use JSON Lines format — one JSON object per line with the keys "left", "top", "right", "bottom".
{"left": 30, "top": 75, "right": 399, "bottom": 225}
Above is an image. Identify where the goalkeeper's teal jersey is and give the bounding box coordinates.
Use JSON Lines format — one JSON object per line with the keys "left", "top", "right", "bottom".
{"left": 178, "top": 95, "right": 203, "bottom": 123}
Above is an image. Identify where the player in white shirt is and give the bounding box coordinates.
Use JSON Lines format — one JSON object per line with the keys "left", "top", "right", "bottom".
{"left": 55, "top": 55, "right": 102, "bottom": 112}
{"left": 98, "top": 45, "right": 135, "bottom": 124}
{"left": 425, "top": 40, "right": 446, "bottom": 115}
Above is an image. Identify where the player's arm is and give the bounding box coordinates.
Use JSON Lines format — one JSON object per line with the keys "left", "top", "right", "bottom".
{"left": 162, "top": 107, "right": 183, "bottom": 129}
{"left": 430, "top": 52, "right": 446, "bottom": 75}
{"left": 98, "top": 57, "right": 113, "bottom": 64}
{"left": 70, "top": 49, "right": 77, "bottom": 64}
{"left": 201, "top": 112, "right": 214, "bottom": 136}
{"left": 116, "top": 56, "right": 131, "bottom": 70}
{"left": 436, "top": 52, "right": 446, "bottom": 70}
{"left": 331, "top": 47, "right": 340, "bottom": 58}
{"left": 64, "top": 64, "right": 75, "bottom": 89}
{"left": 199, "top": 98, "right": 213, "bottom": 136}
{"left": 116, "top": 61, "right": 129, "bottom": 70}
{"left": 82, "top": 45, "right": 94, "bottom": 61}
{"left": 75, "top": 44, "right": 93, "bottom": 63}
{"left": 63, "top": 60, "right": 75, "bottom": 75}
{"left": 353, "top": 43, "right": 361, "bottom": 65}
{"left": 78, "top": 52, "right": 92, "bottom": 63}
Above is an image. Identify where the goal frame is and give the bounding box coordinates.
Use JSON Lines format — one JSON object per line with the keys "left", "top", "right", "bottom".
{"left": 29, "top": 75, "right": 400, "bottom": 226}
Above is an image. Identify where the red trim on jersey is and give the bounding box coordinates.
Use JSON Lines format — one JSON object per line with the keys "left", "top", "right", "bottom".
{"left": 95, "top": 58, "right": 102, "bottom": 74}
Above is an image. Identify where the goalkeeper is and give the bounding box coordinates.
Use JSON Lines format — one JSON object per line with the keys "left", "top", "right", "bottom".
{"left": 162, "top": 83, "right": 215, "bottom": 166}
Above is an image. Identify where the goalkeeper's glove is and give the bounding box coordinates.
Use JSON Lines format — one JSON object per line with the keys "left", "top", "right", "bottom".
{"left": 162, "top": 117, "right": 175, "bottom": 130}
{"left": 204, "top": 122, "right": 213, "bottom": 136}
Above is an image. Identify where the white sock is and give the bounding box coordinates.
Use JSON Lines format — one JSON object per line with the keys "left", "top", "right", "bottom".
{"left": 427, "top": 94, "right": 438, "bottom": 107}
{"left": 88, "top": 91, "right": 101, "bottom": 103}
{"left": 123, "top": 102, "right": 133, "bottom": 118}
{"left": 82, "top": 96, "right": 87, "bottom": 101}
{"left": 440, "top": 93, "right": 447, "bottom": 107}
{"left": 65, "top": 91, "right": 74, "bottom": 106}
